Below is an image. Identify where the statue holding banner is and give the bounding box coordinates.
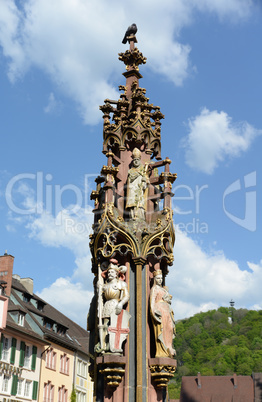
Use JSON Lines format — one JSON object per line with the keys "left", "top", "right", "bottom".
{"left": 96, "top": 259, "right": 130, "bottom": 354}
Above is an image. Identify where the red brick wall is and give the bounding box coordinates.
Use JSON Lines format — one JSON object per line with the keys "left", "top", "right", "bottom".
{"left": 0, "top": 254, "right": 14, "bottom": 296}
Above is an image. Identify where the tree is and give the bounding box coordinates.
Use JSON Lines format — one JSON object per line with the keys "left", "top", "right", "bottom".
{"left": 172, "top": 307, "right": 262, "bottom": 397}
{"left": 70, "top": 387, "right": 76, "bottom": 402}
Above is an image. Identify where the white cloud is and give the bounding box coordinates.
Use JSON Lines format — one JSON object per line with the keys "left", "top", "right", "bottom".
{"left": 27, "top": 205, "right": 94, "bottom": 266}
{"left": 170, "top": 230, "right": 262, "bottom": 319}
{"left": 5, "top": 171, "right": 262, "bottom": 325}
{"left": 173, "top": 299, "right": 219, "bottom": 321}
{"left": 183, "top": 108, "right": 262, "bottom": 174}
{"left": 5, "top": 224, "right": 16, "bottom": 233}
{"left": 0, "top": 1, "right": 27, "bottom": 80}
{"left": 27, "top": 207, "right": 93, "bottom": 257}
{"left": 44, "top": 92, "right": 62, "bottom": 115}
{"left": 5, "top": 174, "right": 95, "bottom": 325}
{"left": 27, "top": 207, "right": 94, "bottom": 327}
{"left": 36, "top": 277, "right": 93, "bottom": 328}
{"left": 27, "top": 205, "right": 262, "bottom": 325}
{"left": 192, "top": 0, "right": 254, "bottom": 21}
{"left": 0, "top": 0, "right": 256, "bottom": 124}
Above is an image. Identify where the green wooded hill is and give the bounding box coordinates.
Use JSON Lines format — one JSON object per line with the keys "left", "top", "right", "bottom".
{"left": 168, "top": 307, "right": 262, "bottom": 398}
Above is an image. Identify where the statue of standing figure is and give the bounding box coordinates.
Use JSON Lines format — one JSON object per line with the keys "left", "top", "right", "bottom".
{"left": 126, "top": 148, "right": 149, "bottom": 220}
{"left": 96, "top": 259, "right": 130, "bottom": 354}
{"left": 150, "top": 269, "right": 176, "bottom": 358}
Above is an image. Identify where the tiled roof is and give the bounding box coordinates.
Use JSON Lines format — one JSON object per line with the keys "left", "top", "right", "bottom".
{"left": 6, "top": 319, "right": 48, "bottom": 345}
{"left": 180, "top": 373, "right": 254, "bottom": 401}
{"left": 6, "top": 276, "right": 89, "bottom": 354}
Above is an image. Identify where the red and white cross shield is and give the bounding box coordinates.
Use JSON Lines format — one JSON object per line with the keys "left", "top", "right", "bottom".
{"left": 108, "top": 309, "right": 131, "bottom": 353}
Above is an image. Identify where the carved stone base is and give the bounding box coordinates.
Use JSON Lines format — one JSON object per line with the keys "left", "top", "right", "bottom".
{"left": 149, "top": 357, "right": 177, "bottom": 388}
{"left": 96, "top": 355, "right": 126, "bottom": 388}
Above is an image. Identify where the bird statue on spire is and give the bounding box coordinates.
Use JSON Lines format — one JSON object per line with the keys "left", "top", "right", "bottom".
{"left": 122, "top": 23, "right": 137, "bottom": 44}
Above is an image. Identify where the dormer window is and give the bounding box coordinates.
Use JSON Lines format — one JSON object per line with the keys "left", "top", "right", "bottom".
{"left": 37, "top": 301, "right": 44, "bottom": 311}
{"left": 9, "top": 309, "right": 26, "bottom": 326}
{"left": 18, "top": 313, "right": 25, "bottom": 326}
{"left": 56, "top": 324, "right": 66, "bottom": 336}
{"left": 23, "top": 294, "right": 31, "bottom": 303}
{"left": 46, "top": 322, "right": 52, "bottom": 330}
{"left": 44, "top": 319, "right": 53, "bottom": 330}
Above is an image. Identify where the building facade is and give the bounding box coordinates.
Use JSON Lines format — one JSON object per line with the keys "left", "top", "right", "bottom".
{"left": 75, "top": 353, "right": 93, "bottom": 402}
{"left": 0, "top": 326, "right": 44, "bottom": 400}
{"left": 0, "top": 283, "right": 8, "bottom": 335}
{"left": 0, "top": 253, "right": 93, "bottom": 402}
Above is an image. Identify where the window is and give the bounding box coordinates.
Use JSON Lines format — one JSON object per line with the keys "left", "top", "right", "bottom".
{"left": 16, "top": 378, "right": 32, "bottom": 398}
{"left": 43, "top": 381, "right": 54, "bottom": 402}
{"left": 24, "top": 345, "right": 31, "bottom": 368}
{"left": 82, "top": 362, "right": 87, "bottom": 377}
{"left": 2, "top": 337, "right": 10, "bottom": 361}
{"left": 60, "top": 353, "right": 69, "bottom": 375}
{"left": 57, "top": 324, "right": 67, "bottom": 335}
{"left": 31, "top": 345, "right": 37, "bottom": 371}
{"left": 44, "top": 319, "right": 54, "bottom": 331}
{"left": 17, "top": 378, "right": 23, "bottom": 396}
{"left": 18, "top": 313, "right": 25, "bottom": 326}
{"left": 77, "top": 359, "right": 87, "bottom": 378}
{"left": 76, "top": 390, "right": 86, "bottom": 402}
{"left": 23, "top": 294, "right": 31, "bottom": 303}
{"left": 1, "top": 374, "right": 11, "bottom": 394}
{"left": 46, "top": 348, "right": 56, "bottom": 370}
{"left": 58, "top": 385, "right": 68, "bottom": 402}
{"left": 24, "top": 380, "right": 32, "bottom": 397}
{"left": 9, "top": 312, "right": 25, "bottom": 326}
{"left": 37, "top": 301, "right": 44, "bottom": 311}
{"left": 19, "top": 341, "right": 35, "bottom": 369}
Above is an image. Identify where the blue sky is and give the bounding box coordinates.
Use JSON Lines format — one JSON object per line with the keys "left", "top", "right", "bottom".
{"left": 0, "top": 0, "right": 261, "bottom": 328}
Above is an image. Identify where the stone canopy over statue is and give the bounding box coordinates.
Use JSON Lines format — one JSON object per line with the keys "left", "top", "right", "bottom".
{"left": 96, "top": 259, "right": 130, "bottom": 355}
{"left": 126, "top": 147, "right": 149, "bottom": 220}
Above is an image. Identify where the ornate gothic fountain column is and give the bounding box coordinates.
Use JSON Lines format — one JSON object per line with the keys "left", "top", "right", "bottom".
{"left": 88, "top": 28, "right": 177, "bottom": 402}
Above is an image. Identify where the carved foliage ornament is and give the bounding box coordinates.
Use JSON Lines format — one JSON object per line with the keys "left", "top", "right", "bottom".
{"left": 149, "top": 364, "right": 176, "bottom": 388}
{"left": 91, "top": 205, "right": 175, "bottom": 266}
{"left": 118, "top": 48, "right": 147, "bottom": 70}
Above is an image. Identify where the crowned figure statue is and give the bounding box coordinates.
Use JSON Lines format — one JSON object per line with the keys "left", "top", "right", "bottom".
{"left": 150, "top": 269, "right": 176, "bottom": 358}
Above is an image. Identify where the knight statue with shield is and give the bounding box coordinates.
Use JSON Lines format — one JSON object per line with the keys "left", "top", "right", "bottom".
{"left": 95, "top": 259, "right": 130, "bottom": 354}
